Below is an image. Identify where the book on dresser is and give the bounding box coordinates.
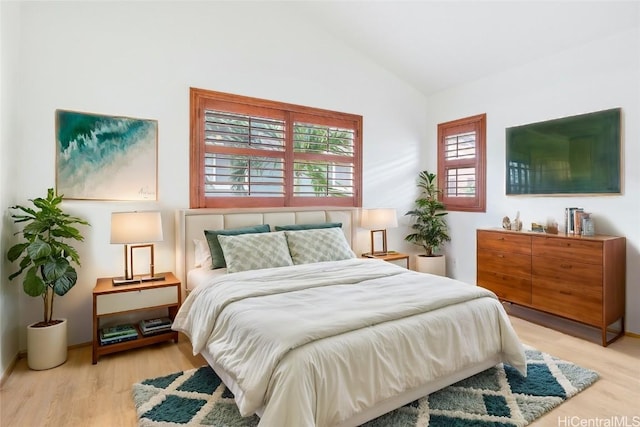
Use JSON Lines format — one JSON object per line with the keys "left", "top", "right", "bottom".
{"left": 139, "top": 317, "right": 173, "bottom": 336}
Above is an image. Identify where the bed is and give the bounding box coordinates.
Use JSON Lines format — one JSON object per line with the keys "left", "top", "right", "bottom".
{"left": 173, "top": 207, "right": 526, "bottom": 427}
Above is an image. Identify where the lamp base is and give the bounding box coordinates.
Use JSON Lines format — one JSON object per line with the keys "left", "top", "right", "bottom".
{"left": 112, "top": 274, "right": 166, "bottom": 286}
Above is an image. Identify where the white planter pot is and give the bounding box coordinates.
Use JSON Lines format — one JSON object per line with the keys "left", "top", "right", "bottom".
{"left": 415, "top": 255, "right": 446, "bottom": 277}
{"left": 27, "top": 318, "right": 68, "bottom": 370}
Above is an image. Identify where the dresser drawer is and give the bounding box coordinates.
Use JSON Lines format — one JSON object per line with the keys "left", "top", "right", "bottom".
{"left": 477, "top": 270, "right": 531, "bottom": 304}
{"left": 477, "top": 250, "right": 531, "bottom": 278}
{"left": 532, "top": 236, "right": 602, "bottom": 264}
{"left": 532, "top": 256, "right": 603, "bottom": 286}
{"left": 96, "top": 286, "right": 179, "bottom": 315}
{"left": 532, "top": 280, "right": 602, "bottom": 326}
{"left": 477, "top": 230, "right": 531, "bottom": 255}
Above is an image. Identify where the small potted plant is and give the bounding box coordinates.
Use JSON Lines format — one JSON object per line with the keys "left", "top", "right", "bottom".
{"left": 405, "top": 170, "right": 450, "bottom": 276}
{"left": 7, "top": 188, "right": 89, "bottom": 370}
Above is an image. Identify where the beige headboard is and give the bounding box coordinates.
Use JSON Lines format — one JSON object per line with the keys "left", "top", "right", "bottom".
{"left": 175, "top": 207, "right": 359, "bottom": 294}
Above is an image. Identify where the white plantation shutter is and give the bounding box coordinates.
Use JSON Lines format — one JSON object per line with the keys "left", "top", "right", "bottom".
{"left": 191, "top": 89, "right": 362, "bottom": 208}
{"left": 292, "top": 120, "right": 356, "bottom": 198}
{"left": 443, "top": 130, "right": 476, "bottom": 198}
{"left": 204, "top": 110, "right": 286, "bottom": 198}
{"left": 438, "top": 114, "right": 486, "bottom": 212}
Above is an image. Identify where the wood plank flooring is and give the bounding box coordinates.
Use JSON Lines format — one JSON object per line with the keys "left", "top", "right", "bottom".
{"left": 1, "top": 318, "right": 638, "bottom": 427}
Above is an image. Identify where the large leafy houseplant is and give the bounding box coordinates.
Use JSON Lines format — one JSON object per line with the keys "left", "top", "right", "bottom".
{"left": 405, "top": 170, "right": 450, "bottom": 256}
{"left": 7, "top": 188, "right": 89, "bottom": 326}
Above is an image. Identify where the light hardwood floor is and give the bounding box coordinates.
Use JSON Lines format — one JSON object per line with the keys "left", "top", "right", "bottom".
{"left": 1, "top": 318, "right": 638, "bottom": 427}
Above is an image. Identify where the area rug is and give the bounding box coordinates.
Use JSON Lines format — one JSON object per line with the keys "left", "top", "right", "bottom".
{"left": 132, "top": 346, "right": 598, "bottom": 427}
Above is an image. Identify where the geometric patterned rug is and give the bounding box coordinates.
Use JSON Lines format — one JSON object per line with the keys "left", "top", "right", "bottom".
{"left": 132, "top": 346, "right": 598, "bottom": 427}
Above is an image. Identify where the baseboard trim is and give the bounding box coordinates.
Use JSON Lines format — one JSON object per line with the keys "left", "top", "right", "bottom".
{"left": 625, "top": 331, "right": 640, "bottom": 339}
{"left": 0, "top": 353, "right": 19, "bottom": 387}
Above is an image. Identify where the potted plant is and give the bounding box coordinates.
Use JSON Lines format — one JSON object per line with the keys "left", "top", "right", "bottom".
{"left": 405, "top": 170, "right": 450, "bottom": 276}
{"left": 7, "top": 188, "right": 89, "bottom": 370}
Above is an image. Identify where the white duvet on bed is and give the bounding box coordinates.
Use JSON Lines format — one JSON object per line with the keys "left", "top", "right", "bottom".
{"left": 173, "top": 258, "right": 526, "bottom": 427}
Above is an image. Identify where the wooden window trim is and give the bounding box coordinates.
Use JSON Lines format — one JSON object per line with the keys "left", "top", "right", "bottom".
{"left": 190, "top": 88, "right": 362, "bottom": 208}
{"left": 437, "top": 113, "right": 486, "bottom": 213}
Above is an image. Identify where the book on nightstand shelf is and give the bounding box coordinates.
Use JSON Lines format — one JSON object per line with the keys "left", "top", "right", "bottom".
{"left": 99, "top": 324, "right": 138, "bottom": 345}
{"left": 139, "top": 317, "right": 173, "bottom": 336}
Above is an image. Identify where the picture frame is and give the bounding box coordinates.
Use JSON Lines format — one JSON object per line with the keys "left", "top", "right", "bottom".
{"left": 55, "top": 109, "right": 158, "bottom": 201}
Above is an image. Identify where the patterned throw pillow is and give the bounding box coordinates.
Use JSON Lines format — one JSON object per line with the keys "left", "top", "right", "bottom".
{"left": 284, "top": 227, "right": 356, "bottom": 265}
{"left": 217, "top": 231, "right": 294, "bottom": 273}
{"left": 204, "top": 224, "right": 271, "bottom": 269}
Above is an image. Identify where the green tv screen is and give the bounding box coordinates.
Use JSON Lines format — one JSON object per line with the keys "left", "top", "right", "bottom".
{"left": 506, "top": 108, "right": 621, "bottom": 195}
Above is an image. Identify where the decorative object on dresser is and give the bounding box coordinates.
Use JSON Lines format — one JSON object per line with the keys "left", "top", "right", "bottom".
{"left": 360, "top": 208, "right": 398, "bottom": 256}
{"left": 92, "top": 272, "right": 181, "bottom": 364}
{"left": 476, "top": 229, "right": 626, "bottom": 346}
{"left": 110, "top": 211, "right": 164, "bottom": 285}
{"left": 405, "top": 170, "right": 450, "bottom": 276}
{"left": 6, "top": 188, "right": 89, "bottom": 370}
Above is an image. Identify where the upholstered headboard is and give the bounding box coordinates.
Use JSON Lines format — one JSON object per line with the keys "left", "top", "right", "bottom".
{"left": 175, "top": 207, "right": 359, "bottom": 294}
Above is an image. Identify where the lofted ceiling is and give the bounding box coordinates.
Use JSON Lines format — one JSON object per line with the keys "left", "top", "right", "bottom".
{"left": 290, "top": 1, "right": 640, "bottom": 96}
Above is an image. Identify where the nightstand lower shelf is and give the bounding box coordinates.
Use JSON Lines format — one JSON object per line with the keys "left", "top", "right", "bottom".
{"left": 95, "top": 327, "right": 179, "bottom": 361}
{"left": 92, "top": 272, "right": 181, "bottom": 364}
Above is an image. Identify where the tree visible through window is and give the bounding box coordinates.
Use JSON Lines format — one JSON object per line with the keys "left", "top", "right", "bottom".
{"left": 437, "top": 114, "right": 486, "bottom": 212}
{"left": 190, "top": 88, "right": 362, "bottom": 208}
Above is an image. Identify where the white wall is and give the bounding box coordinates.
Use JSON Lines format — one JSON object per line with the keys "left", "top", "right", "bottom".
{"left": 0, "top": 1, "right": 22, "bottom": 379}
{"left": 2, "top": 1, "right": 426, "bottom": 359}
{"left": 425, "top": 28, "right": 640, "bottom": 334}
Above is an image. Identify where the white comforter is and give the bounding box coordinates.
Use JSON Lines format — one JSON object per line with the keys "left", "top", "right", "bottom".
{"left": 173, "top": 258, "right": 526, "bottom": 427}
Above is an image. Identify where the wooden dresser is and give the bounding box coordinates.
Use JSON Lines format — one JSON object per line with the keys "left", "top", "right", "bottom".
{"left": 476, "top": 229, "right": 626, "bottom": 346}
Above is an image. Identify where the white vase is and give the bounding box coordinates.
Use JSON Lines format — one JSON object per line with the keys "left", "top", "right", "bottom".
{"left": 27, "top": 318, "right": 68, "bottom": 370}
{"left": 415, "top": 255, "right": 446, "bottom": 277}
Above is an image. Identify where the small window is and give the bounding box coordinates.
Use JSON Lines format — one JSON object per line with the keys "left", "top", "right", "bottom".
{"left": 437, "top": 114, "right": 486, "bottom": 212}
{"left": 190, "top": 88, "right": 362, "bottom": 208}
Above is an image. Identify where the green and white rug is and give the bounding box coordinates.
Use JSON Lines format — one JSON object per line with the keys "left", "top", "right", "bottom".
{"left": 132, "top": 347, "right": 598, "bottom": 427}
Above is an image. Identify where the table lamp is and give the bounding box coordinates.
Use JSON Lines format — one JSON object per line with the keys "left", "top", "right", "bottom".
{"left": 361, "top": 208, "right": 398, "bottom": 256}
{"left": 110, "top": 211, "right": 164, "bottom": 285}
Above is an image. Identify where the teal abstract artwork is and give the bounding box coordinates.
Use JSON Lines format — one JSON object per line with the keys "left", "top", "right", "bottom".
{"left": 56, "top": 110, "right": 158, "bottom": 200}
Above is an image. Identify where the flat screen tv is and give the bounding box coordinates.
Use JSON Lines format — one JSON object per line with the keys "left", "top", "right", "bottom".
{"left": 506, "top": 108, "right": 621, "bottom": 195}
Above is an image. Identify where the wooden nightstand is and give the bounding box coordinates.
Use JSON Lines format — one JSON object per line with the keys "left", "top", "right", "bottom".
{"left": 362, "top": 252, "right": 410, "bottom": 269}
{"left": 92, "top": 272, "right": 181, "bottom": 364}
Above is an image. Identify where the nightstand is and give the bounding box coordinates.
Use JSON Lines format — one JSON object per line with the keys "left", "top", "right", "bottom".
{"left": 92, "top": 272, "right": 181, "bottom": 364}
{"left": 362, "top": 252, "right": 410, "bottom": 269}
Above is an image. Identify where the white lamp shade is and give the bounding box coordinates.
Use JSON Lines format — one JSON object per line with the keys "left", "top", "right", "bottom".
{"left": 361, "top": 208, "right": 398, "bottom": 230}
{"left": 110, "top": 211, "right": 163, "bottom": 244}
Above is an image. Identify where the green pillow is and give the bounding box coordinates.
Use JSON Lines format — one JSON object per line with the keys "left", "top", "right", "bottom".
{"left": 204, "top": 224, "right": 270, "bottom": 269}
{"left": 274, "top": 222, "right": 342, "bottom": 231}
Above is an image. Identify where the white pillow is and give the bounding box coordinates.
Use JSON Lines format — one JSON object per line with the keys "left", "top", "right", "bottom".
{"left": 284, "top": 227, "right": 356, "bottom": 265}
{"left": 193, "top": 239, "right": 212, "bottom": 269}
{"left": 217, "top": 231, "right": 294, "bottom": 273}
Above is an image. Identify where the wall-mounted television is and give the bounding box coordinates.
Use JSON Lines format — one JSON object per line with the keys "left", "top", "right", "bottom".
{"left": 506, "top": 108, "right": 621, "bottom": 195}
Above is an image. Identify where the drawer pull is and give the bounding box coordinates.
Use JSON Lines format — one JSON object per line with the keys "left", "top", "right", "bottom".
{"left": 560, "top": 264, "right": 572, "bottom": 269}
{"left": 559, "top": 290, "right": 572, "bottom": 296}
{"left": 497, "top": 254, "right": 504, "bottom": 258}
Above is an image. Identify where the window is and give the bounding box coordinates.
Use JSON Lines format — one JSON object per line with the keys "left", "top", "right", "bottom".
{"left": 190, "top": 88, "right": 362, "bottom": 208}
{"left": 437, "top": 114, "right": 486, "bottom": 212}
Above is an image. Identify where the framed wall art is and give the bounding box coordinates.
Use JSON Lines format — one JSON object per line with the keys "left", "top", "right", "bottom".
{"left": 55, "top": 109, "right": 158, "bottom": 201}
